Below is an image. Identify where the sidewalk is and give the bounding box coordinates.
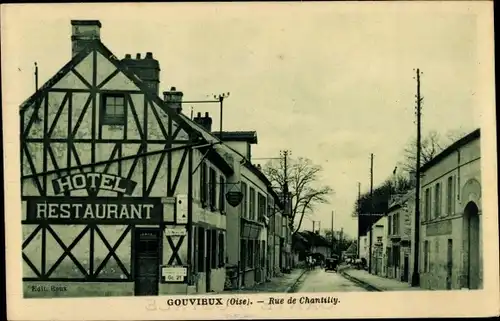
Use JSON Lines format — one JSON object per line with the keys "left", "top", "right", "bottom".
{"left": 224, "top": 269, "right": 307, "bottom": 293}
{"left": 341, "top": 268, "right": 422, "bottom": 292}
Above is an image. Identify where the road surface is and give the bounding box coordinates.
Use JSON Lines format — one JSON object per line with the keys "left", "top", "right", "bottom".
{"left": 294, "top": 268, "right": 367, "bottom": 292}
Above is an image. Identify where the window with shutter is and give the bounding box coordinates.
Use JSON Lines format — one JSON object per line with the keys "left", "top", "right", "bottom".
{"left": 211, "top": 230, "right": 217, "bottom": 269}
{"left": 249, "top": 187, "right": 256, "bottom": 220}
{"left": 200, "top": 162, "right": 207, "bottom": 206}
{"left": 209, "top": 168, "right": 217, "bottom": 210}
{"left": 241, "top": 182, "right": 248, "bottom": 219}
{"left": 197, "top": 227, "right": 205, "bottom": 272}
{"left": 219, "top": 175, "right": 226, "bottom": 213}
{"left": 193, "top": 226, "right": 199, "bottom": 275}
{"left": 218, "top": 232, "right": 225, "bottom": 268}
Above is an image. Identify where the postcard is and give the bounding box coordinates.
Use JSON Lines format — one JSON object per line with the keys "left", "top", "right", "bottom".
{"left": 2, "top": 1, "right": 499, "bottom": 320}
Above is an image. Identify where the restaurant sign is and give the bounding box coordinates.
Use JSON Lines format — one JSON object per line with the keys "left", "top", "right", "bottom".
{"left": 25, "top": 197, "right": 163, "bottom": 224}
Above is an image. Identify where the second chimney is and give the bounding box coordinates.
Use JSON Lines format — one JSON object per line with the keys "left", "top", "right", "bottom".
{"left": 164, "top": 87, "right": 184, "bottom": 113}
{"left": 193, "top": 112, "right": 213, "bottom": 132}
{"left": 71, "top": 20, "right": 102, "bottom": 58}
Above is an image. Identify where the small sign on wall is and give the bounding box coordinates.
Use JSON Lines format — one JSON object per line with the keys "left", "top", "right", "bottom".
{"left": 162, "top": 266, "right": 187, "bottom": 283}
{"left": 176, "top": 194, "right": 188, "bottom": 224}
{"left": 165, "top": 228, "right": 187, "bottom": 236}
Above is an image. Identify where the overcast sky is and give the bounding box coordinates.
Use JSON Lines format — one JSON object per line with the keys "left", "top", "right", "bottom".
{"left": 2, "top": 2, "right": 489, "bottom": 238}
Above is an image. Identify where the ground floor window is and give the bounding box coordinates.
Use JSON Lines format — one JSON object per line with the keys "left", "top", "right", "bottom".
{"left": 423, "top": 240, "right": 429, "bottom": 272}
{"left": 218, "top": 232, "right": 225, "bottom": 268}
{"left": 210, "top": 229, "right": 217, "bottom": 269}
{"left": 197, "top": 227, "right": 205, "bottom": 272}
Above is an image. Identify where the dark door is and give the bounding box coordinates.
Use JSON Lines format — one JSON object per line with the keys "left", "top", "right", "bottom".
{"left": 205, "top": 229, "right": 211, "bottom": 292}
{"left": 446, "top": 239, "right": 453, "bottom": 289}
{"left": 134, "top": 228, "right": 160, "bottom": 296}
{"left": 402, "top": 255, "right": 409, "bottom": 282}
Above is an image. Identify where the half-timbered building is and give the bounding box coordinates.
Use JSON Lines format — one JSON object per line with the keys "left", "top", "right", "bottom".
{"left": 20, "top": 20, "right": 234, "bottom": 297}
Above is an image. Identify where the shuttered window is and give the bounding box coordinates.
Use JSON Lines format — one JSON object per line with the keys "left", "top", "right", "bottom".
{"left": 219, "top": 175, "right": 226, "bottom": 213}
{"left": 197, "top": 227, "right": 205, "bottom": 272}
{"left": 241, "top": 182, "right": 248, "bottom": 219}
{"left": 211, "top": 229, "right": 217, "bottom": 269}
{"left": 200, "top": 162, "right": 207, "bottom": 206}
{"left": 209, "top": 168, "right": 217, "bottom": 210}
{"left": 249, "top": 187, "right": 256, "bottom": 220}
{"left": 218, "top": 232, "right": 225, "bottom": 268}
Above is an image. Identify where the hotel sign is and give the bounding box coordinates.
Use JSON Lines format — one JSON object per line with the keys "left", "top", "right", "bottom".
{"left": 25, "top": 197, "right": 163, "bottom": 224}
{"left": 52, "top": 173, "right": 137, "bottom": 195}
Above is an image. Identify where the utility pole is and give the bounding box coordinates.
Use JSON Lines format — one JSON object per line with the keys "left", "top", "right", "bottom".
{"left": 339, "top": 227, "right": 344, "bottom": 258}
{"left": 331, "top": 211, "right": 334, "bottom": 257}
{"left": 34, "top": 62, "right": 38, "bottom": 90}
{"left": 213, "top": 93, "right": 230, "bottom": 139}
{"left": 368, "top": 153, "right": 374, "bottom": 273}
{"left": 411, "top": 68, "right": 423, "bottom": 287}
{"left": 280, "top": 150, "right": 291, "bottom": 219}
{"left": 357, "top": 182, "right": 361, "bottom": 258}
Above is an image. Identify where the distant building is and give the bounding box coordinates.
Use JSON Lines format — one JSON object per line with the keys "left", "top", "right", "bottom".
{"left": 368, "top": 217, "right": 387, "bottom": 275}
{"left": 419, "top": 129, "right": 481, "bottom": 290}
{"left": 386, "top": 190, "right": 415, "bottom": 283}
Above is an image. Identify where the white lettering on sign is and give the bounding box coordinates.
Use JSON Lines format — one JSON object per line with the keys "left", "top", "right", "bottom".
{"left": 162, "top": 266, "right": 187, "bottom": 276}
{"left": 162, "top": 266, "right": 187, "bottom": 282}
{"left": 35, "top": 203, "right": 155, "bottom": 220}
{"left": 52, "top": 173, "right": 137, "bottom": 195}
{"left": 164, "top": 228, "right": 187, "bottom": 236}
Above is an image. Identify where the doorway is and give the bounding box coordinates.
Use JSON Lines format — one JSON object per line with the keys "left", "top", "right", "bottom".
{"left": 446, "top": 239, "right": 453, "bottom": 289}
{"left": 134, "top": 228, "right": 160, "bottom": 296}
{"left": 402, "top": 255, "right": 409, "bottom": 282}
{"left": 464, "top": 201, "right": 480, "bottom": 289}
{"left": 205, "top": 229, "right": 212, "bottom": 292}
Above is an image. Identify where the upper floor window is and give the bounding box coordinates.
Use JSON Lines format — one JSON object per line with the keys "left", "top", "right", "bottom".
{"left": 241, "top": 182, "right": 248, "bottom": 219}
{"left": 446, "top": 176, "right": 454, "bottom": 216}
{"left": 249, "top": 187, "right": 256, "bottom": 221}
{"left": 101, "top": 93, "right": 126, "bottom": 125}
{"left": 258, "top": 193, "right": 267, "bottom": 221}
{"left": 219, "top": 175, "right": 226, "bottom": 213}
{"left": 200, "top": 162, "right": 208, "bottom": 206}
{"left": 209, "top": 168, "right": 217, "bottom": 210}
{"left": 424, "top": 188, "right": 431, "bottom": 221}
{"left": 434, "top": 183, "right": 441, "bottom": 218}
{"left": 388, "top": 216, "right": 392, "bottom": 235}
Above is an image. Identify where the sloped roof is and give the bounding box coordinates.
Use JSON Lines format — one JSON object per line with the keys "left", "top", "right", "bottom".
{"left": 212, "top": 131, "right": 258, "bottom": 144}
{"left": 19, "top": 39, "right": 234, "bottom": 176}
{"left": 297, "top": 231, "right": 331, "bottom": 247}
{"left": 420, "top": 128, "right": 480, "bottom": 172}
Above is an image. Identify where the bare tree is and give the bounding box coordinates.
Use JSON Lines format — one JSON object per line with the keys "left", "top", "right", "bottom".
{"left": 399, "top": 129, "right": 468, "bottom": 174}
{"left": 263, "top": 157, "right": 333, "bottom": 234}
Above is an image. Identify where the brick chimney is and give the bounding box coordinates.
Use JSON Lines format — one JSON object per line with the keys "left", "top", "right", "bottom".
{"left": 71, "top": 20, "right": 101, "bottom": 58}
{"left": 193, "top": 112, "right": 213, "bottom": 132}
{"left": 163, "top": 87, "right": 184, "bottom": 113}
{"left": 121, "top": 52, "right": 161, "bottom": 95}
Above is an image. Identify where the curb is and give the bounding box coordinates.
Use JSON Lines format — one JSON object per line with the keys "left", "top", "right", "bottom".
{"left": 285, "top": 269, "right": 309, "bottom": 293}
{"left": 339, "top": 270, "right": 382, "bottom": 292}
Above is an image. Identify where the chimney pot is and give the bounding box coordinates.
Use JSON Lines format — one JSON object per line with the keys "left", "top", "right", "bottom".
{"left": 205, "top": 112, "right": 209, "bottom": 118}
{"left": 197, "top": 112, "right": 202, "bottom": 118}
{"left": 145, "top": 52, "right": 153, "bottom": 59}
{"left": 125, "top": 54, "right": 131, "bottom": 59}
{"left": 171, "top": 86, "right": 176, "bottom": 91}
{"left": 136, "top": 53, "right": 141, "bottom": 59}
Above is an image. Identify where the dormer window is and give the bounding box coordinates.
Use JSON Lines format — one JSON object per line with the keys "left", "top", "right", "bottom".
{"left": 101, "top": 93, "right": 126, "bottom": 125}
